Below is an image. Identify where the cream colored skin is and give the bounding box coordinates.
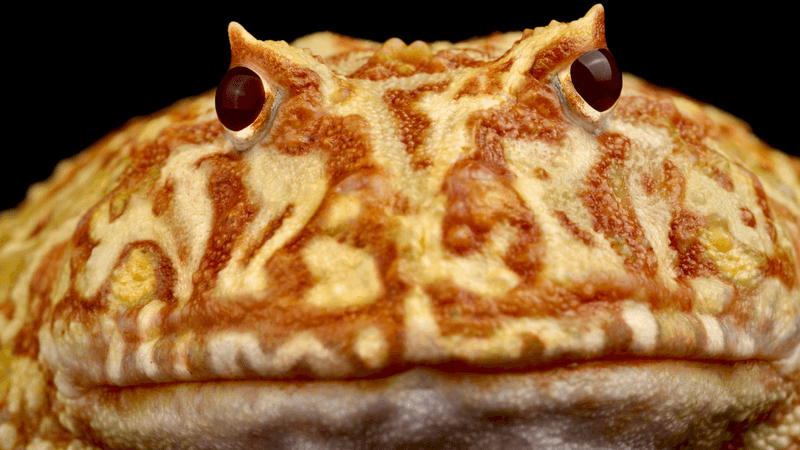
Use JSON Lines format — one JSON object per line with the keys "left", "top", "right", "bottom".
{"left": 2, "top": 5, "right": 800, "bottom": 449}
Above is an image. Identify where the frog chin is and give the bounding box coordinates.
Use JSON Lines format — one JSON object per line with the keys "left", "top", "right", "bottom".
{"left": 56, "top": 360, "right": 783, "bottom": 450}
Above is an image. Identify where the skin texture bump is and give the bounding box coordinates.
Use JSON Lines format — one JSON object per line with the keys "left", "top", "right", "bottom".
{"left": 2, "top": 5, "right": 800, "bottom": 449}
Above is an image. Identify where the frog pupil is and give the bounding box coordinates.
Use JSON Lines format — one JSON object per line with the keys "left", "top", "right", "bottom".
{"left": 215, "top": 67, "right": 266, "bottom": 131}
{"left": 570, "top": 49, "right": 621, "bottom": 112}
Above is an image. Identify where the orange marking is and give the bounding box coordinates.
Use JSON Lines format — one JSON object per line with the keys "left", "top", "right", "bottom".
{"left": 384, "top": 81, "right": 449, "bottom": 170}
{"left": 554, "top": 210, "right": 594, "bottom": 246}
{"left": 190, "top": 154, "right": 258, "bottom": 300}
{"left": 582, "top": 133, "right": 658, "bottom": 278}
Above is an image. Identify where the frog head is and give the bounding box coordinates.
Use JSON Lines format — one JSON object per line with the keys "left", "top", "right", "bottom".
{"left": 2, "top": 5, "right": 799, "bottom": 449}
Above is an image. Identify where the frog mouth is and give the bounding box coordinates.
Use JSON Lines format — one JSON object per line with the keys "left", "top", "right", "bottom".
{"left": 58, "top": 359, "right": 787, "bottom": 450}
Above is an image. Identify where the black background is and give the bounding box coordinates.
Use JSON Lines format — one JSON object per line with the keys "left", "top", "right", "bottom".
{"left": 3, "top": 3, "right": 793, "bottom": 211}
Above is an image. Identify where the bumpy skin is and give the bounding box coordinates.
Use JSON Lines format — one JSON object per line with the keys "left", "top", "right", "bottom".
{"left": 2, "top": 5, "right": 800, "bottom": 449}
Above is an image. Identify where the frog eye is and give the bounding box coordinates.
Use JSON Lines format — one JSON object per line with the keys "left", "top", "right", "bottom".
{"left": 570, "top": 49, "right": 621, "bottom": 112}
{"left": 216, "top": 66, "right": 265, "bottom": 131}
{"left": 215, "top": 66, "right": 277, "bottom": 150}
{"left": 555, "top": 48, "right": 622, "bottom": 127}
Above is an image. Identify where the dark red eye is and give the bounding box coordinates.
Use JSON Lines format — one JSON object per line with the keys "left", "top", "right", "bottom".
{"left": 570, "top": 49, "right": 622, "bottom": 112}
{"left": 215, "top": 66, "right": 266, "bottom": 131}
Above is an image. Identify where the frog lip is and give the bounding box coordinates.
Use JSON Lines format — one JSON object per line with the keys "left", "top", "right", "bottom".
{"left": 60, "top": 360, "right": 787, "bottom": 450}
{"left": 41, "top": 297, "right": 800, "bottom": 397}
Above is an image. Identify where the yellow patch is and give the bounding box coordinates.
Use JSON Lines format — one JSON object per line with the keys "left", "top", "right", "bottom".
{"left": 303, "top": 236, "right": 383, "bottom": 309}
{"left": 0, "top": 343, "right": 12, "bottom": 400}
{"left": 109, "top": 247, "right": 158, "bottom": 307}
{"left": 700, "top": 224, "right": 764, "bottom": 288}
{"left": 318, "top": 194, "right": 362, "bottom": 235}
{"left": 354, "top": 326, "right": 389, "bottom": 369}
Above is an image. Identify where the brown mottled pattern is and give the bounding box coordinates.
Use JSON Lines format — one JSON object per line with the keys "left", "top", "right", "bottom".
{"left": 529, "top": 37, "right": 579, "bottom": 80}
{"left": 554, "top": 210, "right": 594, "bottom": 246}
{"left": 384, "top": 81, "right": 449, "bottom": 169}
{"left": 470, "top": 77, "right": 567, "bottom": 164}
{"left": 454, "top": 59, "right": 513, "bottom": 99}
{"left": 442, "top": 159, "right": 541, "bottom": 261}
{"left": 583, "top": 133, "right": 658, "bottom": 277}
{"left": 741, "top": 206, "right": 757, "bottom": 228}
{"left": 13, "top": 242, "right": 68, "bottom": 359}
{"left": 1, "top": 5, "right": 799, "bottom": 449}
{"left": 670, "top": 209, "right": 717, "bottom": 280}
{"left": 349, "top": 41, "right": 485, "bottom": 81}
{"left": 242, "top": 203, "right": 294, "bottom": 261}
{"left": 190, "top": 153, "right": 256, "bottom": 299}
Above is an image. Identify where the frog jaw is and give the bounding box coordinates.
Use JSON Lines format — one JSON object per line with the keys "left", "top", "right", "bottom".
{"left": 53, "top": 361, "right": 788, "bottom": 450}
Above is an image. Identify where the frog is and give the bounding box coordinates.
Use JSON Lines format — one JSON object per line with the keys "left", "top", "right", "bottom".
{"left": 1, "top": 4, "right": 799, "bottom": 449}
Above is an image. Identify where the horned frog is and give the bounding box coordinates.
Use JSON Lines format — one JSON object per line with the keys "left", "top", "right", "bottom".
{"left": 1, "top": 4, "right": 799, "bottom": 449}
